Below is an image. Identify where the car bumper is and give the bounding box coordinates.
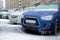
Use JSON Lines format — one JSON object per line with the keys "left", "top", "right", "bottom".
{"left": 22, "top": 17, "right": 55, "bottom": 31}
{"left": 10, "top": 18, "right": 21, "bottom": 24}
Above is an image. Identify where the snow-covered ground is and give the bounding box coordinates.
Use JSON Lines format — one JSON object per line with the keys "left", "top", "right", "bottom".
{"left": 0, "top": 19, "right": 10, "bottom": 23}
{"left": 0, "top": 19, "right": 60, "bottom": 40}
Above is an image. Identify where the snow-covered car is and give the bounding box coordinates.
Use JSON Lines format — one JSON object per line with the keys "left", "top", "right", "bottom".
{"left": 0, "top": 9, "right": 10, "bottom": 19}
{"left": 9, "top": 7, "right": 35, "bottom": 24}
{"left": 22, "top": 4, "right": 59, "bottom": 34}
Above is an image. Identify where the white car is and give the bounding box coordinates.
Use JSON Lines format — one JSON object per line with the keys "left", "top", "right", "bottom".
{"left": 9, "top": 7, "right": 35, "bottom": 24}
{"left": 9, "top": 11, "right": 24, "bottom": 24}
{"left": 0, "top": 9, "right": 10, "bottom": 19}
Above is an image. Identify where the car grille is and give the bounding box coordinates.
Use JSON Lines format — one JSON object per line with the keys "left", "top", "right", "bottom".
{"left": 24, "top": 17, "right": 39, "bottom": 26}
{"left": 0, "top": 15, "right": 2, "bottom": 19}
{"left": 11, "top": 15, "right": 17, "bottom": 18}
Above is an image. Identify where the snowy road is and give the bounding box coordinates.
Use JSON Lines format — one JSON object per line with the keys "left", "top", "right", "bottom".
{"left": 0, "top": 19, "right": 60, "bottom": 40}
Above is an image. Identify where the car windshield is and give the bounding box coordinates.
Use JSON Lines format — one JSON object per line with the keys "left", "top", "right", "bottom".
{"left": 33, "top": 4, "right": 58, "bottom": 11}
{"left": 0, "top": 10, "right": 8, "bottom": 12}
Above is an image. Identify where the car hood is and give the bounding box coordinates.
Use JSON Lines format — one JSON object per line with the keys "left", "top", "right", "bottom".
{"left": 0, "top": 12, "right": 9, "bottom": 14}
{"left": 23, "top": 11, "right": 58, "bottom": 17}
{"left": 10, "top": 11, "right": 24, "bottom": 16}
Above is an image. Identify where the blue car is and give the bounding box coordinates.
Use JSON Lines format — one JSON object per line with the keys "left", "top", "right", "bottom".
{"left": 22, "top": 4, "right": 59, "bottom": 34}
{"left": 58, "top": 4, "right": 60, "bottom": 27}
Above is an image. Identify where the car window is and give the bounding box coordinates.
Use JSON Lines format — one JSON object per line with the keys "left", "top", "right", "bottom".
{"left": 0, "top": 10, "right": 8, "bottom": 12}
{"left": 34, "top": 4, "right": 58, "bottom": 10}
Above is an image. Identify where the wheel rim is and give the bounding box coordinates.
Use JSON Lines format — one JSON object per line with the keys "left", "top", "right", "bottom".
{"left": 54, "top": 19, "right": 58, "bottom": 34}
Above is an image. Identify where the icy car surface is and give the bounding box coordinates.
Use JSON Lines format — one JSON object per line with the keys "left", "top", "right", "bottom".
{"left": 22, "top": 4, "right": 59, "bottom": 34}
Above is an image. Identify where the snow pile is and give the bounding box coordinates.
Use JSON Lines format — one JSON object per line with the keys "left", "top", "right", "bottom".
{"left": 0, "top": 19, "right": 10, "bottom": 23}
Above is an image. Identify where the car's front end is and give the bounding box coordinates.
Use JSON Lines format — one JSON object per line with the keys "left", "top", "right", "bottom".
{"left": 22, "top": 11, "right": 58, "bottom": 34}
{"left": 2, "top": 12, "right": 10, "bottom": 19}
{"left": 0, "top": 10, "right": 9, "bottom": 19}
{"left": 9, "top": 11, "right": 24, "bottom": 24}
{"left": 9, "top": 14, "right": 18, "bottom": 23}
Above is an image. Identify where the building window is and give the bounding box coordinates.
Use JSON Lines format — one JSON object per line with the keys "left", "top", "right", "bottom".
{"left": 11, "top": 1, "right": 14, "bottom": 2}
{"left": 34, "top": 3, "right": 40, "bottom": 6}
{"left": 19, "top": 3, "right": 21, "bottom": 4}
{"left": 19, "top": 1, "right": 21, "bottom": 2}
{"left": 18, "top": 0, "right": 21, "bottom": 1}
{"left": 32, "top": 0, "right": 36, "bottom": 2}
{"left": 19, "top": 4, "right": 21, "bottom": 5}
{"left": 19, "top": 6, "right": 22, "bottom": 8}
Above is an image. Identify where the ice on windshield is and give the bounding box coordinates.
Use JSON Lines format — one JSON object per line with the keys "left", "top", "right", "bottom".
{"left": 33, "top": 4, "right": 58, "bottom": 11}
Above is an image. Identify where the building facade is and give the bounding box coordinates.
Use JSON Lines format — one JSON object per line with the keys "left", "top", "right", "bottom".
{"left": 2, "top": 0, "right": 41, "bottom": 9}
{"left": 56, "top": 0, "right": 60, "bottom": 3}
{"left": 2, "top": 0, "right": 60, "bottom": 10}
{"left": 0, "top": 0, "right": 3, "bottom": 9}
{"left": 3, "top": 0, "right": 19, "bottom": 9}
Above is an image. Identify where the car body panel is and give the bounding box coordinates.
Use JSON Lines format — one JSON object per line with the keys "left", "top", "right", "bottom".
{"left": 0, "top": 10, "right": 10, "bottom": 19}
{"left": 23, "top": 11, "right": 57, "bottom": 17}
{"left": 58, "top": 4, "right": 60, "bottom": 26}
{"left": 9, "top": 11, "right": 24, "bottom": 24}
{"left": 22, "top": 11, "right": 58, "bottom": 31}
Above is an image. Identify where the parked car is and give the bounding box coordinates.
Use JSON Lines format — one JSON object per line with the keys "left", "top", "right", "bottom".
{"left": 0, "top": 9, "right": 10, "bottom": 19}
{"left": 9, "top": 11, "right": 23, "bottom": 24}
{"left": 22, "top": 4, "right": 59, "bottom": 34}
{"left": 58, "top": 4, "right": 60, "bottom": 28}
{"left": 9, "top": 7, "right": 35, "bottom": 24}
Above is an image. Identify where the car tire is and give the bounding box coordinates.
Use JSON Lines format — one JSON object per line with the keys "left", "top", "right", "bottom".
{"left": 38, "top": 30, "right": 41, "bottom": 35}
{"left": 52, "top": 19, "right": 58, "bottom": 35}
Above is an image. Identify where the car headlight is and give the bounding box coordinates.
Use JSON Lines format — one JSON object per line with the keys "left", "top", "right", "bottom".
{"left": 41, "top": 15, "right": 53, "bottom": 20}
{"left": 11, "top": 15, "right": 17, "bottom": 18}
